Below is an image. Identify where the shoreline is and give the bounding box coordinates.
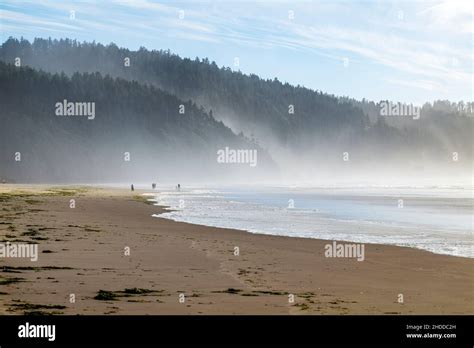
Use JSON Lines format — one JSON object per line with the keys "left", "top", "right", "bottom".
{"left": 153, "top": 206, "right": 473, "bottom": 260}
{"left": 0, "top": 184, "right": 472, "bottom": 314}
{"left": 150, "top": 191, "right": 472, "bottom": 260}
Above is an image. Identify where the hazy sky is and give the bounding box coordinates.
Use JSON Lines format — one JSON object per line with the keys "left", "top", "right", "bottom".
{"left": 1, "top": 0, "right": 472, "bottom": 104}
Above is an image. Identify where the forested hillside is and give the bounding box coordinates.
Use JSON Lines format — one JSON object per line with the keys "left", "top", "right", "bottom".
{"left": 0, "top": 62, "right": 275, "bottom": 182}
{"left": 1, "top": 38, "right": 472, "bottom": 183}
{"left": 0, "top": 38, "right": 368, "bottom": 148}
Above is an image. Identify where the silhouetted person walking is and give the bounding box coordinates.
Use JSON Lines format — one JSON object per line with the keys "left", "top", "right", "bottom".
{"left": 131, "top": 184, "right": 134, "bottom": 191}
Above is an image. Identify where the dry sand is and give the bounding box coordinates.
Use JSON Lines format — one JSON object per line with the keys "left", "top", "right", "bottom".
{"left": 0, "top": 184, "right": 472, "bottom": 315}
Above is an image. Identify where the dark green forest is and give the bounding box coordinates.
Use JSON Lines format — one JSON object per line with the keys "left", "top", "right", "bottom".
{"left": 0, "top": 37, "right": 472, "bottom": 183}
{"left": 0, "top": 61, "right": 274, "bottom": 182}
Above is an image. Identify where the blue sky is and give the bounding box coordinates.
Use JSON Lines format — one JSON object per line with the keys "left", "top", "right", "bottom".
{"left": 1, "top": 0, "right": 472, "bottom": 104}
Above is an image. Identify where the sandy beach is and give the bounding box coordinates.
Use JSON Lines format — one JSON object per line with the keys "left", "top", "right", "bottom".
{"left": 0, "top": 184, "right": 472, "bottom": 315}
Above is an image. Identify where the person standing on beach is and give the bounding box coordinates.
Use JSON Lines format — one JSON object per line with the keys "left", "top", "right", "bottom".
{"left": 131, "top": 184, "right": 134, "bottom": 191}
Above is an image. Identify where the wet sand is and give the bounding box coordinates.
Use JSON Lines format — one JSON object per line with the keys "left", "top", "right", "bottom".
{"left": 0, "top": 184, "right": 472, "bottom": 314}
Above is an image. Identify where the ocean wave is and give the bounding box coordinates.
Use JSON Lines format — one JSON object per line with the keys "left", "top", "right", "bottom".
{"left": 147, "top": 187, "right": 473, "bottom": 258}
